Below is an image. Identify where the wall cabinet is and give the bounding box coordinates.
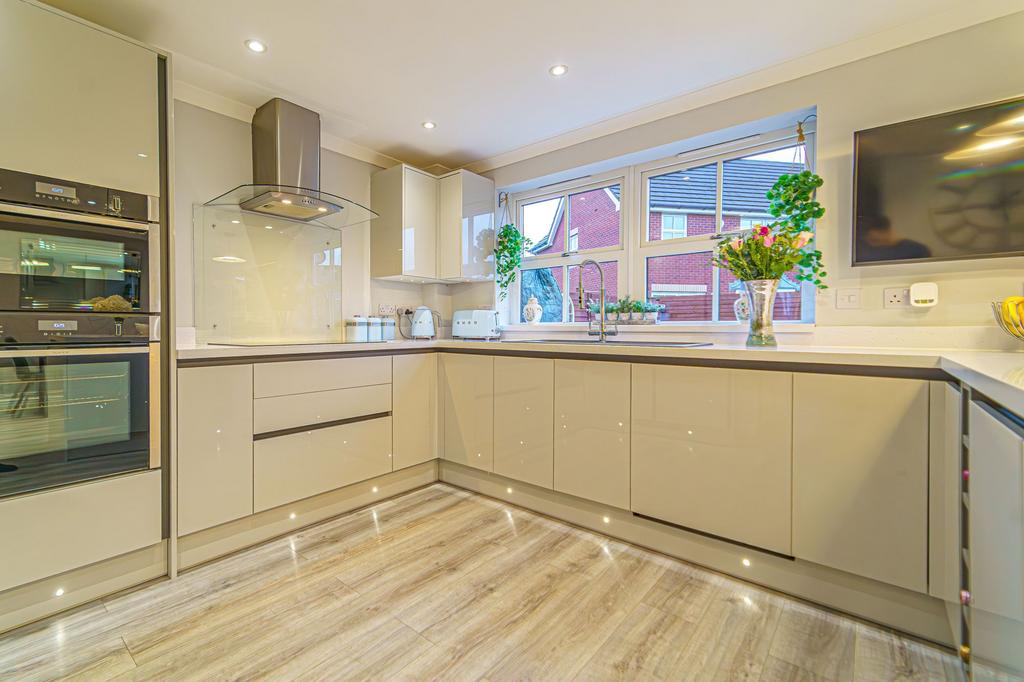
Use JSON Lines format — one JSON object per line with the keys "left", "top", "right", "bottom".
{"left": 793, "top": 374, "right": 929, "bottom": 592}
{"left": 438, "top": 170, "right": 495, "bottom": 281}
{"left": 493, "top": 356, "right": 554, "bottom": 489}
{"left": 0, "top": 1, "right": 160, "bottom": 197}
{"left": 393, "top": 353, "right": 439, "bottom": 470}
{"left": 441, "top": 353, "right": 494, "bottom": 471}
{"left": 631, "top": 365, "right": 793, "bottom": 555}
{"left": 553, "top": 360, "right": 630, "bottom": 509}
{"left": 371, "top": 165, "right": 494, "bottom": 283}
{"left": 176, "top": 365, "right": 254, "bottom": 536}
{"left": 968, "top": 400, "right": 1024, "bottom": 673}
{"left": 371, "top": 164, "right": 439, "bottom": 281}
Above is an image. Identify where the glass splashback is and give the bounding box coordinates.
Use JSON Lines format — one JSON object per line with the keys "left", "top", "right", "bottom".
{"left": 194, "top": 206, "right": 343, "bottom": 344}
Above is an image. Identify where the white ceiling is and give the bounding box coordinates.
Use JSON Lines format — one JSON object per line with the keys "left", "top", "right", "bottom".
{"left": 43, "top": 0, "right": 1024, "bottom": 169}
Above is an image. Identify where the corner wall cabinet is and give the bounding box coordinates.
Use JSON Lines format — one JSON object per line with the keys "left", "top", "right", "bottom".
{"left": 371, "top": 165, "right": 494, "bottom": 283}
{"left": 793, "top": 374, "right": 929, "bottom": 593}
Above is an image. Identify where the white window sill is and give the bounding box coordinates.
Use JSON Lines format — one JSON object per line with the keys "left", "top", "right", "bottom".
{"left": 502, "top": 321, "right": 815, "bottom": 335}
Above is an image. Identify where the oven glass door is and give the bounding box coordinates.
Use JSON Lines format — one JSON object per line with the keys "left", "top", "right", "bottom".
{"left": 0, "top": 212, "right": 150, "bottom": 313}
{"left": 0, "top": 347, "right": 153, "bottom": 499}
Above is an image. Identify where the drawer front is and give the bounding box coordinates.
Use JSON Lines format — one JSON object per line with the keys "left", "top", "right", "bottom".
{"left": 253, "top": 416, "right": 393, "bottom": 512}
{"left": 254, "top": 384, "right": 391, "bottom": 434}
{"left": 253, "top": 356, "right": 391, "bottom": 398}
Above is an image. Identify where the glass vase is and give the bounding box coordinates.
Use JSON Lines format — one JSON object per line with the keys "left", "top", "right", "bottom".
{"left": 743, "top": 279, "right": 779, "bottom": 347}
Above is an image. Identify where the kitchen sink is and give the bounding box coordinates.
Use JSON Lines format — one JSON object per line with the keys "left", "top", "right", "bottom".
{"left": 500, "top": 339, "right": 712, "bottom": 348}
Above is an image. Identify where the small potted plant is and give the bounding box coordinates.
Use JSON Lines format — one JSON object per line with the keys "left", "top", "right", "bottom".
{"left": 604, "top": 301, "right": 620, "bottom": 321}
{"left": 642, "top": 301, "right": 660, "bottom": 323}
{"left": 586, "top": 301, "right": 601, "bottom": 317}
{"left": 629, "top": 299, "right": 644, "bottom": 321}
{"left": 617, "top": 297, "right": 633, "bottom": 322}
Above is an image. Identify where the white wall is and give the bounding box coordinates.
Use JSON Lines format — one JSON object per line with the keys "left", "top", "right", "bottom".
{"left": 485, "top": 12, "right": 1024, "bottom": 328}
{"left": 172, "top": 101, "right": 426, "bottom": 331}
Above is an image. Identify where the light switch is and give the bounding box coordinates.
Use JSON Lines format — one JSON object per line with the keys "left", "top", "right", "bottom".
{"left": 835, "top": 288, "right": 862, "bottom": 309}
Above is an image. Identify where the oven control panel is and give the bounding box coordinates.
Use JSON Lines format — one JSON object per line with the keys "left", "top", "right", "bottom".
{"left": 0, "top": 168, "right": 150, "bottom": 222}
{"left": 0, "top": 314, "right": 152, "bottom": 346}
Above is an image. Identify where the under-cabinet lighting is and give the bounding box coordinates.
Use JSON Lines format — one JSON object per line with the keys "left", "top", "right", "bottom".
{"left": 264, "top": 225, "right": 273, "bottom": 230}
{"left": 245, "top": 39, "right": 267, "bottom": 53}
{"left": 281, "top": 199, "right": 292, "bottom": 205}
{"left": 317, "top": 207, "right": 328, "bottom": 212}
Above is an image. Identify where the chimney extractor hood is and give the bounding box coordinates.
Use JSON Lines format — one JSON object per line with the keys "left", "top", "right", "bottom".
{"left": 204, "top": 98, "right": 377, "bottom": 230}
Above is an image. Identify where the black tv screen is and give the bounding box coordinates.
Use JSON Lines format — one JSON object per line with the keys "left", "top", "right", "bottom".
{"left": 853, "top": 98, "right": 1024, "bottom": 265}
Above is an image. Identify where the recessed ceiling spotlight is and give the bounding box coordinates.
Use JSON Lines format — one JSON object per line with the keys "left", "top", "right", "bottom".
{"left": 245, "top": 39, "right": 267, "bottom": 53}
{"left": 549, "top": 64, "right": 568, "bottom": 77}
{"left": 422, "top": 121, "right": 436, "bottom": 130}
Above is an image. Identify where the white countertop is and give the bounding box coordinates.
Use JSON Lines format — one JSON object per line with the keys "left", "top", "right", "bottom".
{"left": 175, "top": 339, "right": 1024, "bottom": 415}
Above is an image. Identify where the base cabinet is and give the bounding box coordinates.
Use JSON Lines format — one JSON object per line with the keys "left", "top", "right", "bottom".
{"left": 969, "top": 401, "right": 1024, "bottom": 673}
{"left": 392, "top": 353, "right": 438, "bottom": 470}
{"left": 254, "top": 416, "right": 393, "bottom": 512}
{"left": 553, "top": 360, "right": 630, "bottom": 509}
{"left": 493, "top": 356, "right": 554, "bottom": 489}
{"left": 177, "top": 365, "right": 254, "bottom": 536}
{"left": 441, "top": 353, "right": 494, "bottom": 471}
{"left": 793, "top": 374, "right": 928, "bottom": 592}
{"left": 929, "top": 382, "right": 961, "bottom": 603}
{"left": 631, "top": 365, "right": 792, "bottom": 555}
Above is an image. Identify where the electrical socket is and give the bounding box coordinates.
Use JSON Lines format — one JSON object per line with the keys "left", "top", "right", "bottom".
{"left": 835, "top": 288, "right": 862, "bottom": 310}
{"left": 377, "top": 304, "right": 398, "bottom": 316}
{"left": 883, "top": 287, "right": 911, "bottom": 309}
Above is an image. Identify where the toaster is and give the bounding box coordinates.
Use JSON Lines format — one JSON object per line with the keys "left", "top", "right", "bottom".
{"left": 452, "top": 309, "right": 501, "bottom": 340}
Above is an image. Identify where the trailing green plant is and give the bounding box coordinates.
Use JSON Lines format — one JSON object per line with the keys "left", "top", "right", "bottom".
{"left": 712, "top": 170, "right": 827, "bottom": 289}
{"left": 495, "top": 224, "right": 532, "bottom": 301}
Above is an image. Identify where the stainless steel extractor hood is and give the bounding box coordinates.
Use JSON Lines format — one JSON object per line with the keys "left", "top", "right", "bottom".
{"left": 204, "top": 98, "right": 376, "bottom": 229}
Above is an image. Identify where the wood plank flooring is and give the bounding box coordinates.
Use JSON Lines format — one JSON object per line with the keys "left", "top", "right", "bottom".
{"left": 0, "top": 483, "right": 968, "bottom": 681}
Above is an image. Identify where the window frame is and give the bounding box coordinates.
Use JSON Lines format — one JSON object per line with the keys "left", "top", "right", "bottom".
{"left": 512, "top": 170, "right": 629, "bottom": 325}
{"left": 507, "top": 125, "right": 817, "bottom": 328}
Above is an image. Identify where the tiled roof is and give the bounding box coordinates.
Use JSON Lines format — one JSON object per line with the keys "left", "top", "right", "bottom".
{"left": 612, "top": 159, "right": 805, "bottom": 214}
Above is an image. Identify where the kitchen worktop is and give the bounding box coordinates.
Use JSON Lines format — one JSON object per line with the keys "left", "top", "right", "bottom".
{"left": 176, "top": 337, "right": 1024, "bottom": 414}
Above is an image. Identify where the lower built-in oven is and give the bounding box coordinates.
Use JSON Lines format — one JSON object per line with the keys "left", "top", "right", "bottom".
{"left": 0, "top": 317, "right": 159, "bottom": 500}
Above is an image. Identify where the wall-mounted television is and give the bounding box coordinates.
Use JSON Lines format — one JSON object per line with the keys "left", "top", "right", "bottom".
{"left": 853, "top": 97, "right": 1024, "bottom": 266}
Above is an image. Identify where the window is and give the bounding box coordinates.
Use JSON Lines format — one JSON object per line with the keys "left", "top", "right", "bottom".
{"left": 510, "top": 128, "right": 816, "bottom": 326}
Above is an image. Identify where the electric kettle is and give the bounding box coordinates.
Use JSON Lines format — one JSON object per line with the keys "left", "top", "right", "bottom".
{"left": 408, "top": 306, "right": 439, "bottom": 339}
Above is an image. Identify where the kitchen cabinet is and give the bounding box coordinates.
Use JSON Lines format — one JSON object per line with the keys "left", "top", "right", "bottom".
{"left": 553, "top": 360, "right": 630, "bottom": 509}
{"left": 493, "top": 356, "right": 554, "bottom": 489}
{"left": 793, "top": 374, "right": 928, "bottom": 592}
{"left": 0, "top": 1, "right": 160, "bottom": 197}
{"left": 441, "top": 353, "right": 494, "bottom": 472}
{"left": 254, "top": 417, "right": 393, "bottom": 512}
{"left": 176, "top": 365, "right": 254, "bottom": 536}
{"left": 438, "top": 170, "right": 495, "bottom": 281}
{"left": 968, "top": 400, "right": 1024, "bottom": 673}
{"left": 393, "top": 353, "right": 439, "bottom": 470}
{"left": 631, "top": 365, "right": 793, "bottom": 555}
{"left": 929, "top": 382, "right": 961, "bottom": 603}
{"left": 371, "top": 164, "right": 439, "bottom": 281}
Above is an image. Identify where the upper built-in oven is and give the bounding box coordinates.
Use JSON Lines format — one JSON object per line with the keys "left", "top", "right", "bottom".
{"left": 0, "top": 168, "right": 159, "bottom": 315}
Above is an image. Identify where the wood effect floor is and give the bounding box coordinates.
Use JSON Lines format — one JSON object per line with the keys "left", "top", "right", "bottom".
{"left": 0, "top": 483, "right": 968, "bottom": 681}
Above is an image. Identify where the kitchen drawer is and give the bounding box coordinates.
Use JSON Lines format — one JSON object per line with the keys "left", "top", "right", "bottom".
{"left": 254, "top": 384, "right": 391, "bottom": 434}
{"left": 253, "top": 356, "right": 391, "bottom": 398}
{"left": 253, "top": 416, "right": 393, "bottom": 512}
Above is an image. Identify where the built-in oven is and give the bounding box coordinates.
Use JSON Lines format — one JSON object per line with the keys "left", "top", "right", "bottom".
{"left": 0, "top": 168, "right": 161, "bottom": 500}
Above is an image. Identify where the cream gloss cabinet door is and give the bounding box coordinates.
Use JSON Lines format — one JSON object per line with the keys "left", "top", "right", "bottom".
{"left": 968, "top": 401, "right": 1024, "bottom": 673}
{"left": 441, "top": 354, "right": 494, "bottom": 471}
{"left": 438, "top": 170, "right": 495, "bottom": 281}
{"left": 393, "top": 353, "right": 438, "bottom": 470}
{"left": 493, "top": 356, "right": 554, "bottom": 489}
{"left": 928, "top": 382, "right": 961, "bottom": 603}
{"left": 0, "top": 1, "right": 160, "bottom": 197}
{"left": 176, "top": 365, "right": 254, "bottom": 536}
{"left": 793, "top": 374, "right": 928, "bottom": 593}
{"left": 631, "top": 365, "right": 793, "bottom": 555}
{"left": 553, "top": 360, "right": 630, "bottom": 509}
{"left": 402, "top": 166, "right": 438, "bottom": 279}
